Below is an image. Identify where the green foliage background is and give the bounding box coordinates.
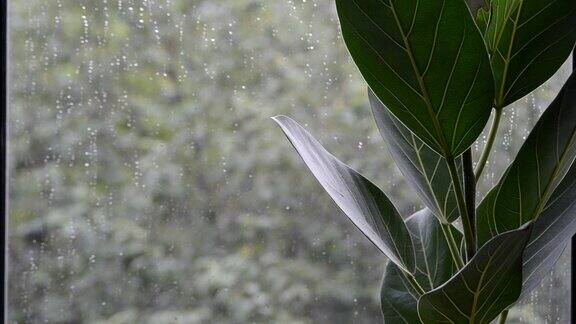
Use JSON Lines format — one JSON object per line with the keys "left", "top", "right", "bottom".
{"left": 7, "top": 0, "right": 572, "bottom": 322}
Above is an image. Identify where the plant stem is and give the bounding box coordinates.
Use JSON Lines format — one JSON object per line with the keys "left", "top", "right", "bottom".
{"left": 440, "top": 223, "right": 464, "bottom": 269}
{"left": 446, "top": 157, "right": 476, "bottom": 259}
{"left": 463, "top": 149, "right": 476, "bottom": 248}
{"left": 498, "top": 310, "right": 509, "bottom": 324}
{"left": 474, "top": 108, "right": 503, "bottom": 179}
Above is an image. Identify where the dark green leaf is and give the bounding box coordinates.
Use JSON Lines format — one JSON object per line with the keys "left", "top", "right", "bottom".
{"left": 485, "top": 0, "right": 576, "bottom": 107}
{"left": 336, "top": 0, "right": 494, "bottom": 157}
{"left": 418, "top": 224, "right": 532, "bottom": 324}
{"left": 476, "top": 73, "right": 576, "bottom": 246}
{"left": 369, "top": 91, "right": 461, "bottom": 223}
{"left": 381, "top": 265, "right": 419, "bottom": 323}
{"left": 381, "top": 209, "right": 461, "bottom": 323}
{"left": 521, "top": 162, "right": 576, "bottom": 298}
{"left": 273, "top": 115, "right": 415, "bottom": 273}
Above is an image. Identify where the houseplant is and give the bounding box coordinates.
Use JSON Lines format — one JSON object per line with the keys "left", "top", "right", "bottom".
{"left": 273, "top": 0, "right": 576, "bottom": 323}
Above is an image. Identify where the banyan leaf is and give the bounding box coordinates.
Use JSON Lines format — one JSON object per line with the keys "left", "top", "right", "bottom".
{"left": 476, "top": 73, "right": 576, "bottom": 247}
{"left": 521, "top": 162, "right": 576, "bottom": 299}
{"left": 381, "top": 264, "right": 420, "bottom": 323}
{"left": 381, "top": 209, "right": 461, "bottom": 323}
{"left": 417, "top": 224, "right": 532, "bottom": 324}
{"left": 272, "top": 115, "right": 415, "bottom": 273}
{"left": 336, "top": 0, "right": 494, "bottom": 158}
{"left": 485, "top": 0, "right": 576, "bottom": 108}
{"left": 369, "top": 91, "right": 461, "bottom": 223}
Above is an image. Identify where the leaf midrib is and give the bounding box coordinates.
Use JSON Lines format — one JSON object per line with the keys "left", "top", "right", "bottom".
{"left": 468, "top": 251, "right": 496, "bottom": 324}
{"left": 468, "top": 240, "right": 513, "bottom": 323}
{"left": 410, "top": 133, "right": 448, "bottom": 222}
{"left": 531, "top": 124, "right": 576, "bottom": 223}
{"left": 388, "top": 0, "right": 452, "bottom": 157}
{"left": 495, "top": 0, "right": 524, "bottom": 108}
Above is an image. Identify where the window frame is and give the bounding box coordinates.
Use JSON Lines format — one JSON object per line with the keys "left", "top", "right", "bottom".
{"left": 2, "top": 0, "right": 7, "bottom": 321}
{"left": 572, "top": 52, "right": 576, "bottom": 323}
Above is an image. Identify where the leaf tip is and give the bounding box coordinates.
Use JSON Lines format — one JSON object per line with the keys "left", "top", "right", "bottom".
{"left": 271, "top": 115, "right": 291, "bottom": 125}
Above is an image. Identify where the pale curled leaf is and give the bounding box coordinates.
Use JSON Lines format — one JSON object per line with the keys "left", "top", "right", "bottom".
{"left": 486, "top": 0, "right": 576, "bottom": 107}
{"left": 418, "top": 224, "right": 532, "bottom": 324}
{"left": 273, "top": 115, "right": 415, "bottom": 273}
{"left": 370, "top": 91, "right": 461, "bottom": 223}
{"left": 336, "top": 0, "right": 494, "bottom": 157}
{"left": 476, "top": 73, "right": 576, "bottom": 246}
{"left": 381, "top": 209, "right": 461, "bottom": 323}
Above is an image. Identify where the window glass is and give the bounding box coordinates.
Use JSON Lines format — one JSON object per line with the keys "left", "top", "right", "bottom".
{"left": 8, "top": 0, "right": 572, "bottom": 322}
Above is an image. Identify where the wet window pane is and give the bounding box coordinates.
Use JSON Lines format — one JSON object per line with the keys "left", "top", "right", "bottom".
{"left": 7, "top": 0, "right": 572, "bottom": 322}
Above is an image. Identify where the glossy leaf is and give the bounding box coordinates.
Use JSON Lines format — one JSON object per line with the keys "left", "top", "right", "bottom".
{"left": 273, "top": 115, "right": 415, "bottom": 273}
{"left": 381, "top": 209, "right": 461, "bottom": 323}
{"left": 521, "top": 162, "right": 576, "bottom": 298}
{"left": 369, "top": 91, "right": 461, "bottom": 223}
{"left": 418, "top": 224, "right": 532, "bottom": 324}
{"left": 476, "top": 73, "right": 576, "bottom": 246}
{"left": 336, "top": 0, "right": 494, "bottom": 157}
{"left": 485, "top": 0, "right": 576, "bottom": 107}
